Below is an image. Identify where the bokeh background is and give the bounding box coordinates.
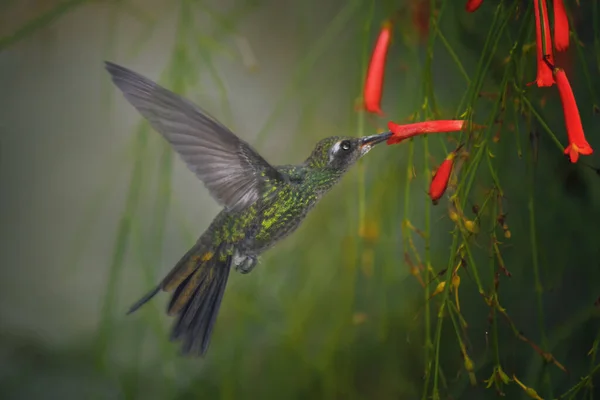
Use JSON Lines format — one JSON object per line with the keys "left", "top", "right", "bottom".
{"left": 1, "top": 0, "right": 599, "bottom": 399}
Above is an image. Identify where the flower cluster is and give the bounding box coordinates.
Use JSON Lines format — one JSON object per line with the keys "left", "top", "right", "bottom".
{"left": 532, "top": 0, "right": 592, "bottom": 162}
{"left": 361, "top": 21, "right": 468, "bottom": 204}
{"left": 361, "top": 1, "right": 594, "bottom": 205}
{"left": 470, "top": 0, "right": 592, "bottom": 163}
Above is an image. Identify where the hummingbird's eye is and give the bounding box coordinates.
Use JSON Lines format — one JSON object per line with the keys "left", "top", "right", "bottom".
{"left": 340, "top": 140, "right": 352, "bottom": 151}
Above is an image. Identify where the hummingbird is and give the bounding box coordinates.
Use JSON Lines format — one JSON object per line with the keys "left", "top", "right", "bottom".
{"left": 105, "top": 61, "right": 391, "bottom": 357}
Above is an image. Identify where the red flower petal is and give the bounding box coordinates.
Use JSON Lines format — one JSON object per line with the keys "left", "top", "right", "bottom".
{"left": 387, "top": 120, "right": 465, "bottom": 144}
{"left": 430, "top": 150, "right": 459, "bottom": 204}
{"left": 363, "top": 22, "right": 392, "bottom": 115}
{"left": 553, "top": 0, "right": 569, "bottom": 51}
{"left": 553, "top": 68, "right": 593, "bottom": 163}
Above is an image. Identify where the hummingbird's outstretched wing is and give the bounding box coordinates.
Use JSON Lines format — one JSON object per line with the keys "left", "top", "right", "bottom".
{"left": 105, "top": 61, "right": 285, "bottom": 212}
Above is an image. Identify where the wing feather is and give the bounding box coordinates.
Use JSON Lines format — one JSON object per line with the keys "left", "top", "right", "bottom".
{"left": 105, "top": 61, "right": 284, "bottom": 211}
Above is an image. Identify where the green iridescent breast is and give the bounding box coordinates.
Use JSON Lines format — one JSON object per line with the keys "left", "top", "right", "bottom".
{"left": 204, "top": 163, "right": 342, "bottom": 255}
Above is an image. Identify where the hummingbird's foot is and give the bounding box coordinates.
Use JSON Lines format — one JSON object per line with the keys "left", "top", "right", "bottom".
{"left": 234, "top": 254, "right": 258, "bottom": 274}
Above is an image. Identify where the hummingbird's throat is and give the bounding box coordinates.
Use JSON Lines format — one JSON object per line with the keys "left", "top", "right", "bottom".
{"left": 360, "top": 143, "right": 375, "bottom": 156}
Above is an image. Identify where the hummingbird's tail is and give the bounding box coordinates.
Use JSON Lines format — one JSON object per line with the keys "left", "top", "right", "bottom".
{"left": 127, "top": 242, "right": 232, "bottom": 356}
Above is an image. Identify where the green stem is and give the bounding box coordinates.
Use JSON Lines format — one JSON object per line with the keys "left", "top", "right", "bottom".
{"left": 537, "top": 0, "right": 550, "bottom": 57}
{"left": 96, "top": 124, "right": 148, "bottom": 368}
{"left": 486, "top": 151, "right": 504, "bottom": 196}
{"left": 356, "top": 0, "right": 375, "bottom": 235}
{"left": 513, "top": 99, "right": 523, "bottom": 158}
{"left": 527, "top": 131, "right": 553, "bottom": 398}
{"left": 522, "top": 96, "right": 565, "bottom": 152}
{"left": 455, "top": 2, "right": 504, "bottom": 118}
{"left": 421, "top": 0, "right": 446, "bottom": 118}
{"left": 420, "top": 0, "right": 444, "bottom": 395}
{"left": 559, "top": 363, "right": 600, "bottom": 399}
{"left": 489, "top": 200, "right": 501, "bottom": 365}
{"left": 456, "top": 229, "right": 484, "bottom": 294}
{"left": 431, "top": 235, "right": 459, "bottom": 398}
{"left": 422, "top": 136, "right": 433, "bottom": 399}
{"left": 433, "top": 21, "right": 470, "bottom": 85}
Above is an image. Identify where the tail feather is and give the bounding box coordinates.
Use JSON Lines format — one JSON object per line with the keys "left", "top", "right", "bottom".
{"left": 167, "top": 272, "right": 195, "bottom": 314}
{"left": 167, "top": 266, "right": 208, "bottom": 316}
{"left": 196, "top": 265, "right": 229, "bottom": 354}
{"left": 174, "top": 269, "right": 214, "bottom": 327}
{"left": 171, "top": 254, "right": 231, "bottom": 356}
{"left": 126, "top": 244, "right": 204, "bottom": 315}
{"left": 127, "top": 242, "right": 232, "bottom": 357}
{"left": 127, "top": 286, "right": 160, "bottom": 314}
{"left": 161, "top": 244, "right": 205, "bottom": 292}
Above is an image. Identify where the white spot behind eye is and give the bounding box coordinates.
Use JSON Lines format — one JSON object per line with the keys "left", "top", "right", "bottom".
{"left": 329, "top": 141, "right": 340, "bottom": 163}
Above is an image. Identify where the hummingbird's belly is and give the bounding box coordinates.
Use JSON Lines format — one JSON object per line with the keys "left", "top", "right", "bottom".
{"left": 250, "top": 215, "right": 307, "bottom": 253}
{"left": 245, "top": 199, "right": 317, "bottom": 254}
{"left": 206, "top": 190, "right": 318, "bottom": 257}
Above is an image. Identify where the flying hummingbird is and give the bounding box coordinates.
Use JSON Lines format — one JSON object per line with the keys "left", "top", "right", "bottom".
{"left": 105, "top": 61, "right": 391, "bottom": 357}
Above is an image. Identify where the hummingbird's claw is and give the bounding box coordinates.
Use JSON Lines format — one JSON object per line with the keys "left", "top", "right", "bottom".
{"left": 234, "top": 254, "right": 258, "bottom": 274}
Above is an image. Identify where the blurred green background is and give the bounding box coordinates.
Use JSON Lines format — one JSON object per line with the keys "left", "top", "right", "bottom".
{"left": 1, "top": 0, "right": 599, "bottom": 399}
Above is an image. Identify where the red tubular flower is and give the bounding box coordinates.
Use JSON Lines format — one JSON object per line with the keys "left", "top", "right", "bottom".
{"left": 465, "top": 0, "right": 483, "bottom": 12}
{"left": 363, "top": 21, "right": 392, "bottom": 115}
{"left": 533, "top": 0, "right": 555, "bottom": 87}
{"left": 387, "top": 120, "right": 465, "bottom": 144}
{"left": 430, "top": 146, "right": 462, "bottom": 205}
{"left": 553, "top": 67, "right": 593, "bottom": 163}
{"left": 553, "top": 0, "right": 569, "bottom": 51}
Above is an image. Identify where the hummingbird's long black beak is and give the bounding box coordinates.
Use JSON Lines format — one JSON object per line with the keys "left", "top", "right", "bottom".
{"left": 360, "top": 131, "right": 392, "bottom": 149}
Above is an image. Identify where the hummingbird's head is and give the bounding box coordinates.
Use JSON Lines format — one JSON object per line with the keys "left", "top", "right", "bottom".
{"left": 306, "top": 132, "right": 392, "bottom": 173}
